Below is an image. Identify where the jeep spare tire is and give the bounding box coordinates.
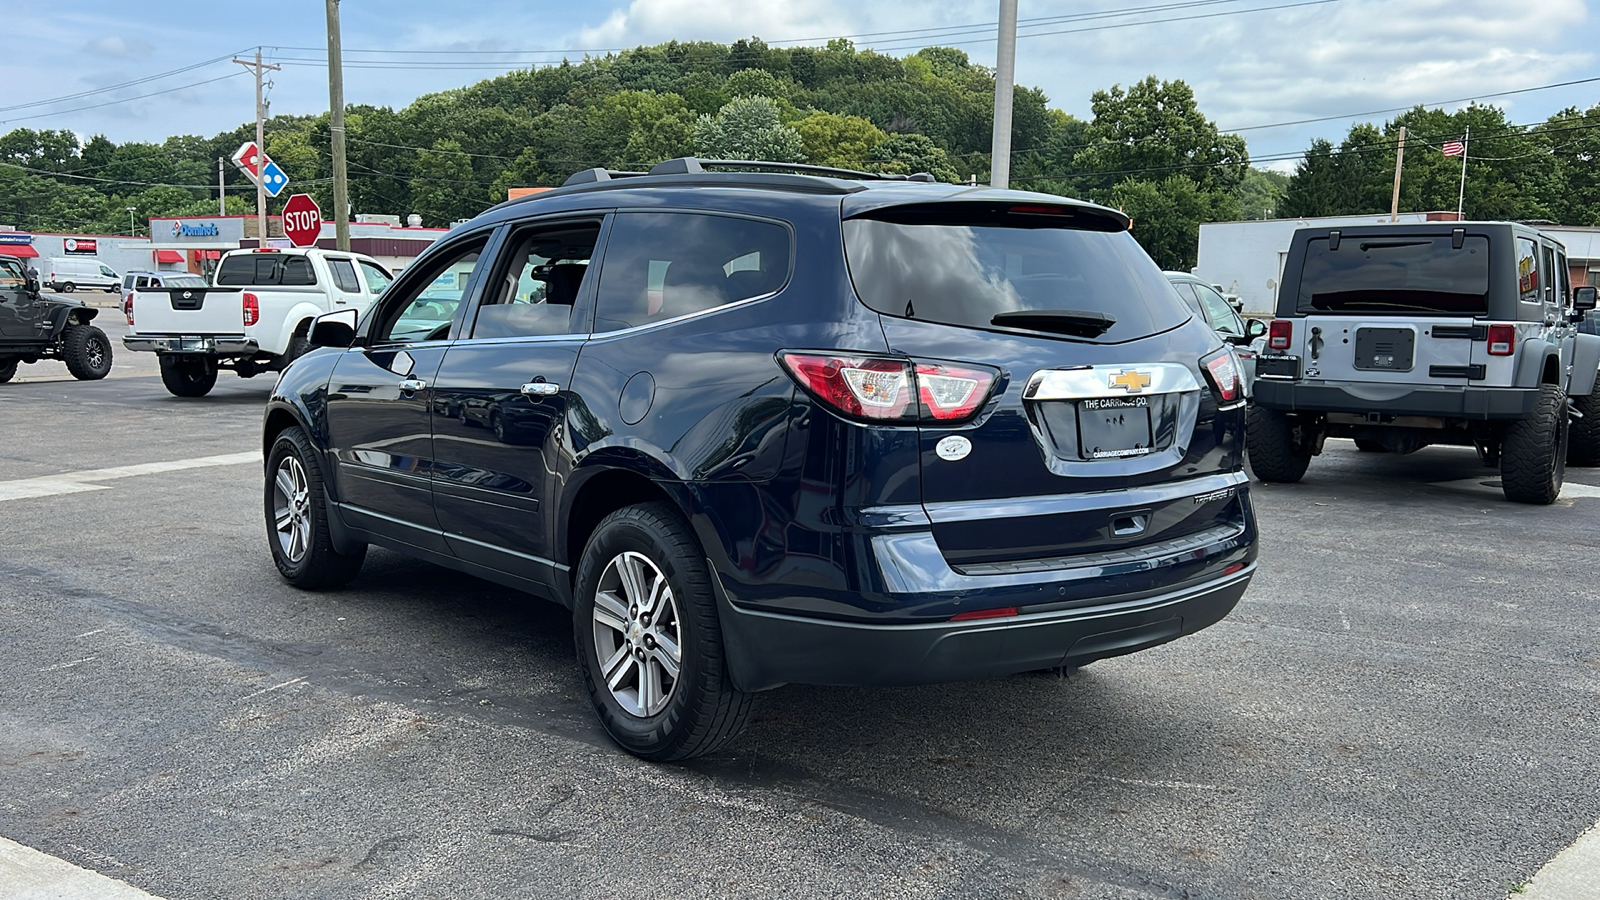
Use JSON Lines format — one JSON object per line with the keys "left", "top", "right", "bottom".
{"left": 1501, "top": 383, "right": 1567, "bottom": 504}
{"left": 61, "top": 325, "right": 113, "bottom": 380}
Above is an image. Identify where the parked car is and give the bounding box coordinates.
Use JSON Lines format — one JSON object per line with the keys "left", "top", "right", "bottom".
{"left": 1249, "top": 221, "right": 1600, "bottom": 503}
{"left": 120, "top": 270, "right": 208, "bottom": 325}
{"left": 1166, "top": 271, "right": 1267, "bottom": 393}
{"left": 263, "top": 158, "right": 1259, "bottom": 760}
{"left": 122, "top": 247, "right": 392, "bottom": 396}
{"left": 43, "top": 256, "right": 119, "bottom": 293}
{"left": 0, "top": 256, "right": 113, "bottom": 383}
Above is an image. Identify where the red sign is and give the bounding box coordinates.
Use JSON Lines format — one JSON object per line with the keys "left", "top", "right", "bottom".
{"left": 63, "top": 238, "right": 98, "bottom": 254}
{"left": 281, "top": 194, "right": 322, "bottom": 248}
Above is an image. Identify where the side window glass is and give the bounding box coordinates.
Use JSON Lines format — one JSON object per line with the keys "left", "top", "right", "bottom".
{"left": 1195, "top": 283, "right": 1243, "bottom": 335}
{"left": 328, "top": 259, "right": 361, "bottom": 292}
{"left": 1171, "top": 281, "right": 1204, "bottom": 317}
{"left": 282, "top": 256, "right": 316, "bottom": 286}
{"left": 371, "top": 240, "right": 485, "bottom": 343}
{"left": 359, "top": 261, "right": 392, "bottom": 294}
{"left": 1558, "top": 254, "right": 1572, "bottom": 310}
{"left": 594, "top": 212, "right": 791, "bottom": 332}
{"left": 0, "top": 258, "right": 23, "bottom": 288}
{"left": 1516, "top": 238, "right": 1540, "bottom": 303}
{"left": 471, "top": 222, "right": 601, "bottom": 339}
{"left": 101, "top": 266, "right": 116, "bottom": 277}
{"left": 1541, "top": 245, "right": 1557, "bottom": 306}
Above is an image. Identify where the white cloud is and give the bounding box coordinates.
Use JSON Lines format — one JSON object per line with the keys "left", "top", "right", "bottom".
{"left": 83, "top": 36, "right": 156, "bottom": 58}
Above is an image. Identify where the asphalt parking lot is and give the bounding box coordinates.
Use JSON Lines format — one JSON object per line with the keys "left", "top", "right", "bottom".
{"left": 1, "top": 347, "right": 1598, "bottom": 899}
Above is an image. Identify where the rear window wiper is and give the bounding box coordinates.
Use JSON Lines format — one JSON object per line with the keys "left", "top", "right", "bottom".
{"left": 991, "top": 309, "right": 1116, "bottom": 337}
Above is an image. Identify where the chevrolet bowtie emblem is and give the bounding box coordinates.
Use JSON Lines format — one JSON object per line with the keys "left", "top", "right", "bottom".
{"left": 1108, "top": 369, "right": 1152, "bottom": 393}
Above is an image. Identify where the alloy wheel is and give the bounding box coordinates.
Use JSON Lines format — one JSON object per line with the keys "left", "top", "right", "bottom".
{"left": 591, "top": 550, "right": 682, "bottom": 718}
{"left": 272, "top": 455, "right": 312, "bottom": 564}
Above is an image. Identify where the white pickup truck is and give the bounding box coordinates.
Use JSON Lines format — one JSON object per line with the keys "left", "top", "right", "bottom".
{"left": 123, "top": 247, "right": 392, "bottom": 396}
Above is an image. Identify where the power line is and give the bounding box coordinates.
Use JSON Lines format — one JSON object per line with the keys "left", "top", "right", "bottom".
{"left": 0, "top": 51, "right": 249, "bottom": 114}
{"left": 0, "top": 72, "right": 250, "bottom": 127}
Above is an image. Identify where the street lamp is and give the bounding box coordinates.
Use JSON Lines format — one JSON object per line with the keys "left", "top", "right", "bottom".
{"left": 126, "top": 207, "right": 138, "bottom": 236}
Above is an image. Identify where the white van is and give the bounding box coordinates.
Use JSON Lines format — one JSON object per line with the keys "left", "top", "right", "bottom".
{"left": 44, "top": 257, "right": 120, "bottom": 293}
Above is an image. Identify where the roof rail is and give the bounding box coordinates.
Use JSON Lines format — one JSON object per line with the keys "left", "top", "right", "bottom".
{"left": 561, "top": 167, "right": 648, "bottom": 187}
{"left": 647, "top": 157, "right": 937, "bottom": 183}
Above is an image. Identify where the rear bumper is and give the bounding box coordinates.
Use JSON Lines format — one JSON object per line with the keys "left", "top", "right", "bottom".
{"left": 123, "top": 334, "right": 258, "bottom": 357}
{"left": 1253, "top": 378, "right": 1539, "bottom": 420}
{"left": 714, "top": 565, "right": 1253, "bottom": 691}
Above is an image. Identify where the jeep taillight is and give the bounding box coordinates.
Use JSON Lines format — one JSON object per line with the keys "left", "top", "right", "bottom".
{"left": 1268, "top": 319, "right": 1292, "bottom": 350}
{"left": 1487, "top": 324, "right": 1515, "bottom": 356}
{"left": 778, "top": 352, "right": 998, "bottom": 425}
{"left": 1202, "top": 348, "right": 1241, "bottom": 404}
{"left": 243, "top": 292, "right": 260, "bottom": 327}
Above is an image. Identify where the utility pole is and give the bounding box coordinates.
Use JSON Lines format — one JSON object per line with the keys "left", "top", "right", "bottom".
{"left": 1389, "top": 126, "right": 1406, "bottom": 222}
{"left": 326, "top": 0, "right": 350, "bottom": 251}
{"left": 989, "top": 0, "right": 1018, "bottom": 188}
{"left": 217, "top": 157, "right": 226, "bottom": 215}
{"left": 1456, "top": 126, "right": 1470, "bottom": 220}
{"left": 233, "top": 49, "right": 280, "bottom": 247}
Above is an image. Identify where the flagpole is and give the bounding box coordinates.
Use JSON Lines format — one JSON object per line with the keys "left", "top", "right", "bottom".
{"left": 1456, "top": 126, "right": 1469, "bottom": 220}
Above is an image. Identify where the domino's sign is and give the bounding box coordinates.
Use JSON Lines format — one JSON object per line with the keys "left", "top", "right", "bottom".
{"left": 172, "top": 222, "right": 221, "bottom": 238}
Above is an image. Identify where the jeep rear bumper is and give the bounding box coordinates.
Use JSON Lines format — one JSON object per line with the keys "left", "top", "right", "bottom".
{"left": 713, "top": 564, "right": 1253, "bottom": 692}
{"left": 123, "top": 334, "right": 258, "bottom": 357}
{"left": 1253, "top": 379, "right": 1540, "bottom": 420}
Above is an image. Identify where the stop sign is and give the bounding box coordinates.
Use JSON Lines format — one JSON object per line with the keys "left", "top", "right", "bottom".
{"left": 281, "top": 193, "right": 322, "bottom": 247}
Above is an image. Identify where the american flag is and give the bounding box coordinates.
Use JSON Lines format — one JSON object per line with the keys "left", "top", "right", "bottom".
{"left": 1441, "top": 140, "right": 1466, "bottom": 157}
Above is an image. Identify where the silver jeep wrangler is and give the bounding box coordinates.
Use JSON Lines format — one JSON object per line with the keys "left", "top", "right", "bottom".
{"left": 1248, "top": 221, "right": 1600, "bottom": 504}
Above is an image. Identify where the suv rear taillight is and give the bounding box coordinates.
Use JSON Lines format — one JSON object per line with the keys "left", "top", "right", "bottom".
{"left": 777, "top": 352, "right": 998, "bottom": 425}
{"left": 1202, "top": 348, "right": 1242, "bottom": 405}
{"left": 1487, "top": 324, "right": 1516, "bottom": 356}
{"left": 1268, "top": 319, "right": 1292, "bottom": 350}
{"left": 243, "top": 292, "right": 260, "bottom": 327}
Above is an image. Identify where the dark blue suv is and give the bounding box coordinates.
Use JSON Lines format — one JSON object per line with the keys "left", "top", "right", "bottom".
{"left": 263, "top": 159, "right": 1258, "bottom": 760}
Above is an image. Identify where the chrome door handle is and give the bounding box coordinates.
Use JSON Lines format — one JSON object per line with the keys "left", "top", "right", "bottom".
{"left": 398, "top": 378, "right": 427, "bottom": 392}
{"left": 521, "top": 381, "right": 560, "bottom": 396}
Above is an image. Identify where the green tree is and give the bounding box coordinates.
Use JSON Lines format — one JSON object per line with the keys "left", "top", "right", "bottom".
{"left": 693, "top": 96, "right": 803, "bottom": 162}
{"left": 867, "top": 133, "right": 959, "bottom": 182}
{"left": 1235, "top": 167, "right": 1288, "bottom": 219}
{"left": 793, "top": 112, "right": 886, "bottom": 170}
{"left": 1074, "top": 77, "right": 1248, "bottom": 199}
{"left": 1109, "top": 175, "right": 1238, "bottom": 270}
{"left": 409, "top": 139, "right": 479, "bottom": 225}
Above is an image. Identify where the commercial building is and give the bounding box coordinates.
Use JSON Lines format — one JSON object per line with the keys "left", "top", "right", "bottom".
{"left": 145, "top": 214, "right": 449, "bottom": 279}
{"left": 0, "top": 229, "right": 181, "bottom": 277}
{"left": 1195, "top": 213, "right": 1600, "bottom": 318}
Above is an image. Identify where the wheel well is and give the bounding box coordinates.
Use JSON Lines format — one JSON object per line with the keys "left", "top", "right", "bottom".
{"left": 294, "top": 317, "right": 313, "bottom": 337}
{"left": 1543, "top": 354, "right": 1561, "bottom": 385}
{"left": 262, "top": 408, "right": 301, "bottom": 458}
{"left": 564, "top": 469, "right": 678, "bottom": 580}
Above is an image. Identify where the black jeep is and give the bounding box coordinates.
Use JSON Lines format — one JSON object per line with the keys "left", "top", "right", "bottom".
{"left": 0, "top": 257, "right": 114, "bottom": 383}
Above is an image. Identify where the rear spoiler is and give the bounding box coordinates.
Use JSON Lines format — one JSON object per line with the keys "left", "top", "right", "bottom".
{"left": 842, "top": 197, "right": 1129, "bottom": 233}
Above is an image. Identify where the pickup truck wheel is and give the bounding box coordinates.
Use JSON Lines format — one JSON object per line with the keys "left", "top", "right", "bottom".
{"left": 1354, "top": 439, "right": 1388, "bottom": 453}
{"left": 61, "top": 325, "right": 113, "bottom": 380}
{"left": 1566, "top": 390, "right": 1600, "bottom": 467}
{"left": 573, "top": 502, "right": 756, "bottom": 761}
{"left": 284, "top": 333, "right": 313, "bottom": 365}
{"left": 159, "top": 354, "right": 217, "bottom": 397}
{"left": 1246, "top": 406, "right": 1312, "bottom": 483}
{"left": 266, "top": 426, "right": 366, "bottom": 589}
{"left": 0, "top": 359, "right": 16, "bottom": 383}
{"left": 1501, "top": 384, "right": 1567, "bottom": 504}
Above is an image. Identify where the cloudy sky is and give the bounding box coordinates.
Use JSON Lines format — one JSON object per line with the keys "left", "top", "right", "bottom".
{"left": 2, "top": 0, "right": 1594, "bottom": 172}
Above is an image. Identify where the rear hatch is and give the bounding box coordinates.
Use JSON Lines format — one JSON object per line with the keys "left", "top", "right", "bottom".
{"left": 1284, "top": 232, "right": 1488, "bottom": 383}
{"left": 841, "top": 197, "right": 1245, "bottom": 570}
{"left": 130, "top": 286, "right": 245, "bottom": 335}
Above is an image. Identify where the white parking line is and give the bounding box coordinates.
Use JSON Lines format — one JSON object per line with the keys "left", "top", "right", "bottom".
{"left": 1431, "top": 477, "right": 1600, "bottom": 500}
{"left": 0, "top": 835, "right": 165, "bottom": 899}
{"left": 0, "top": 452, "right": 260, "bottom": 503}
{"left": 1515, "top": 820, "right": 1600, "bottom": 899}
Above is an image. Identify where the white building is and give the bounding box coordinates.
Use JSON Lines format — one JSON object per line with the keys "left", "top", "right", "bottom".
{"left": 1194, "top": 213, "right": 1600, "bottom": 318}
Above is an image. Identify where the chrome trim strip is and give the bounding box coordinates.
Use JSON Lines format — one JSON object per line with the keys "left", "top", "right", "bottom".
{"left": 1024, "top": 363, "right": 1200, "bottom": 401}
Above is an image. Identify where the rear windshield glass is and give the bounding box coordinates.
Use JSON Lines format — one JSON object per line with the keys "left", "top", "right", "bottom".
{"left": 162, "top": 275, "right": 207, "bottom": 288}
{"left": 1298, "top": 235, "right": 1490, "bottom": 315}
{"left": 215, "top": 254, "right": 318, "bottom": 286}
{"left": 843, "top": 208, "right": 1187, "bottom": 342}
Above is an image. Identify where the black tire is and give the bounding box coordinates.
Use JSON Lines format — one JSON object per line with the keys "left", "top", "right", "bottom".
{"left": 265, "top": 426, "right": 366, "bottom": 589}
{"left": 1246, "top": 406, "right": 1312, "bottom": 483}
{"left": 1567, "top": 389, "right": 1600, "bottom": 467}
{"left": 61, "top": 324, "right": 112, "bottom": 380}
{"left": 159, "top": 353, "right": 217, "bottom": 397}
{"left": 104, "top": 284, "right": 118, "bottom": 293}
{"left": 284, "top": 332, "right": 313, "bottom": 365}
{"left": 1353, "top": 439, "right": 1388, "bottom": 453}
{"left": 0, "top": 359, "right": 16, "bottom": 383}
{"left": 60, "top": 281, "right": 76, "bottom": 293}
{"left": 573, "top": 502, "right": 755, "bottom": 761}
{"left": 1501, "top": 384, "right": 1568, "bottom": 504}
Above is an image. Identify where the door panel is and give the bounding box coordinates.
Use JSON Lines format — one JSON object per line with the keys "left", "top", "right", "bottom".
{"left": 0, "top": 258, "right": 34, "bottom": 338}
{"left": 325, "top": 345, "right": 450, "bottom": 551}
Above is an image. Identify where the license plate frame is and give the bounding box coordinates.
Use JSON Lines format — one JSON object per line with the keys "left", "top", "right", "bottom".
{"left": 1077, "top": 396, "right": 1154, "bottom": 459}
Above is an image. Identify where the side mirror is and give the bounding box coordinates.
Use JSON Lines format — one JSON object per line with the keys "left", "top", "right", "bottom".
{"left": 1573, "top": 285, "right": 1597, "bottom": 312}
{"left": 23, "top": 276, "right": 40, "bottom": 295}
{"left": 1246, "top": 318, "right": 1268, "bottom": 340}
{"left": 310, "top": 308, "right": 359, "bottom": 348}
